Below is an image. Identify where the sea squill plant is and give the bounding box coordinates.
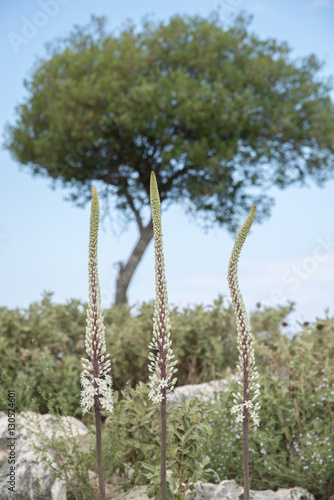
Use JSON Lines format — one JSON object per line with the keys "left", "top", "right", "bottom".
{"left": 80, "top": 187, "right": 113, "bottom": 500}
{"left": 227, "top": 205, "right": 261, "bottom": 500}
{"left": 148, "top": 171, "right": 178, "bottom": 500}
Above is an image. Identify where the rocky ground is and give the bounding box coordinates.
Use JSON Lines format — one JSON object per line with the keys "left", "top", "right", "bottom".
{"left": 107, "top": 484, "right": 149, "bottom": 499}
{"left": 102, "top": 478, "right": 315, "bottom": 500}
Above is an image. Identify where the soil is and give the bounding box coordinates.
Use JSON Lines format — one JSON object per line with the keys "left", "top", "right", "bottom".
{"left": 90, "top": 473, "right": 150, "bottom": 499}
{"left": 107, "top": 484, "right": 149, "bottom": 499}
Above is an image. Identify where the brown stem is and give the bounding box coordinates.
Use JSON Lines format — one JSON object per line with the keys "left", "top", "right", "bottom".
{"left": 94, "top": 396, "right": 106, "bottom": 500}
{"left": 243, "top": 406, "right": 250, "bottom": 500}
{"left": 161, "top": 392, "right": 167, "bottom": 500}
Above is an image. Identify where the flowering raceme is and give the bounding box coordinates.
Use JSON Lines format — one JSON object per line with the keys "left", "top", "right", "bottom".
{"left": 148, "top": 171, "right": 178, "bottom": 404}
{"left": 80, "top": 187, "right": 113, "bottom": 415}
{"left": 227, "top": 205, "right": 260, "bottom": 427}
{"left": 148, "top": 171, "right": 178, "bottom": 500}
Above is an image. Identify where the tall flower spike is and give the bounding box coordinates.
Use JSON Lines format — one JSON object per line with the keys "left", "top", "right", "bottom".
{"left": 148, "top": 172, "right": 177, "bottom": 404}
{"left": 80, "top": 187, "right": 113, "bottom": 415}
{"left": 149, "top": 171, "right": 177, "bottom": 500}
{"left": 227, "top": 205, "right": 260, "bottom": 500}
{"left": 227, "top": 205, "right": 260, "bottom": 427}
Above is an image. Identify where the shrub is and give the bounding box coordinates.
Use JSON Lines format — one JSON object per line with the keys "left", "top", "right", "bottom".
{"left": 102, "top": 382, "right": 215, "bottom": 499}
{"left": 0, "top": 293, "right": 238, "bottom": 415}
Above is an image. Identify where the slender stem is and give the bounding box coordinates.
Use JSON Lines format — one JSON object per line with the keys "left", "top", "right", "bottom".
{"left": 94, "top": 395, "right": 105, "bottom": 500}
{"left": 243, "top": 322, "right": 250, "bottom": 500}
{"left": 161, "top": 391, "right": 167, "bottom": 500}
{"left": 243, "top": 408, "right": 249, "bottom": 500}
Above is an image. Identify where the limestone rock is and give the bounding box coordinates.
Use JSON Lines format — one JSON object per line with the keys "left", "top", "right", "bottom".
{"left": 170, "top": 375, "right": 239, "bottom": 404}
{"left": 187, "top": 480, "right": 314, "bottom": 500}
{"left": 0, "top": 411, "right": 88, "bottom": 499}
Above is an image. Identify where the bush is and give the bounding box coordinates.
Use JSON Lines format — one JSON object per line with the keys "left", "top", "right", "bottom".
{"left": 97, "top": 382, "right": 216, "bottom": 499}
{"left": 0, "top": 292, "right": 86, "bottom": 415}
{"left": 0, "top": 293, "right": 237, "bottom": 415}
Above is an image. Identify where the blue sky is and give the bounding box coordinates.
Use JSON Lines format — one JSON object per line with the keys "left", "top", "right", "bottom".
{"left": 1, "top": 0, "right": 334, "bottom": 332}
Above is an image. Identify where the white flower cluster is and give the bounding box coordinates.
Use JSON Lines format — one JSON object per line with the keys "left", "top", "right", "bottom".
{"left": 227, "top": 206, "right": 261, "bottom": 427}
{"left": 148, "top": 172, "right": 177, "bottom": 404}
{"left": 148, "top": 368, "right": 178, "bottom": 404}
{"left": 80, "top": 290, "right": 113, "bottom": 415}
{"left": 230, "top": 315, "right": 261, "bottom": 426}
{"left": 80, "top": 187, "right": 113, "bottom": 415}
{"left": 147, "top": 303, "right": 178, "bottom": 404}
{"left": 230, "top": 385, "right": 261, "bottom": 427}
{"left": 80, "top": 372, "right": 113, "bottom": 414}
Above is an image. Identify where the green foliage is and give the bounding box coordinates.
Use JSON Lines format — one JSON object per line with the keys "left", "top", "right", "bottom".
{"left": 171, "top": 297, "right": 238, "bottom": 385}
{"left": 105, "top": 295, "right": 238, "bottom": 390}
{"left": 102, "top": 383, "right": 160, "bottom": 481}
{"left": 165, "top": 399, "right": 218, "bottom": 498}
{"left": 0, "top": 292, "right": 85, "bottom": 415}
{"left": 5, "top": 14, "right": 334, "bottom": 235}
{"left": 100, "top": 383, "right": 215, "bottom": 499}
{"left": 103, "top": 301, "right": 155, "bottom": 392}
{"left": 0, "top": 293, "right": 237, "bottom": 415}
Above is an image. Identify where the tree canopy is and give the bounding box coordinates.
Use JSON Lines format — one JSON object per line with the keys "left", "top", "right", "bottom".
{"left": 5, "top": 13, "right": 334, "bottom": 303}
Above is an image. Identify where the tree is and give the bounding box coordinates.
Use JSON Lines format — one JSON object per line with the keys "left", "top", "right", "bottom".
{"left": 5, "top": 14, "right": 334, "bottom": 305}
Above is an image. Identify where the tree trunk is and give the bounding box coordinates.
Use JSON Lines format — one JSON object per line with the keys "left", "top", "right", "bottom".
{"left": 115, "top": 220, "right": 153, "bottom": 305}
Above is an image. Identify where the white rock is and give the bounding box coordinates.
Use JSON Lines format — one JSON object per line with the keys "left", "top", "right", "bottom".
{"left": 170, "top": 375, "right": 239, "bottom": 404}
{"left": 0, "top": 411, "right": 88, "bottom": 499}
{"left": 187, "top": 480, "right": 314, "bottom": 500}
